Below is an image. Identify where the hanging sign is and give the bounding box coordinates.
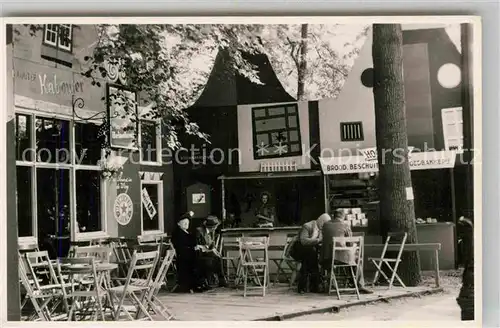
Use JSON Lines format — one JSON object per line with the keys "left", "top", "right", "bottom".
{"left": 320, "top": 150, "right": 457, "bottom": 175}
{"left": 114, "top": 193, "right": 134, "bottom": 226}
{"left": 142, "top": 188, "right": 157, "bottom": 219}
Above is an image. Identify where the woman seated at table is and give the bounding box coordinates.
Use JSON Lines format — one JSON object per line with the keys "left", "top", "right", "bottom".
{"left": 171, "top": 211, "right": 206, "bottom": 293}
{"left": 292, "top": 213, "right": 332, "bottom": 293}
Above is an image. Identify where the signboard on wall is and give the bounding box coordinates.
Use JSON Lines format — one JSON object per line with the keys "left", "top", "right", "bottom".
{"left": 186, "top": 183, "right": 211, "bottom": 219}
{"left": 320, "top": 150, "right": 457, "bottom": 175}
{"left": 114, "top": 193, "right": 134, "bottom": 226}
{"left": 107, "top": 84, "right": 138, "bottom": 150}
{"left": 142, "top": 188, "right": 157, "bottom": 219}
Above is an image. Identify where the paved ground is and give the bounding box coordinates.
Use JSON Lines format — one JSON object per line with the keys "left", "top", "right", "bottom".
{"left": 292, "top": 270, "right": 463, "bottom": 321}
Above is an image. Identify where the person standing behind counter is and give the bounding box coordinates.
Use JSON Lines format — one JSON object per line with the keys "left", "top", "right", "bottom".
{"left": 254, "top": 191, "right": 276, "bottom": 228}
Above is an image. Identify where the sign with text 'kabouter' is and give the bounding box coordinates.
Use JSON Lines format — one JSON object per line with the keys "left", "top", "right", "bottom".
{"left": 319, "top": 149, "right": 457, "bottom": 175}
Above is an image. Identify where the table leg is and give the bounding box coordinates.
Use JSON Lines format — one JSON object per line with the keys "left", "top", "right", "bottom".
{"left": 434, "top": 249, "right": 440, "bottom": 288}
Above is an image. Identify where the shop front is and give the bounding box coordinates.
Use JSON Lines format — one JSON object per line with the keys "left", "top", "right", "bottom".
{"left": 319, "top": 148, "right": 459, "bottom": 270}
{"left": 11, "top": 24, "right": 174, "bottom": 257}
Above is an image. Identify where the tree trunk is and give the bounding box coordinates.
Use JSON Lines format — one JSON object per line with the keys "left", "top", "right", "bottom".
{"left": 372, "top": 24, "right": 421, "bottom": 286}
{"left": 297, "top": 24, "right": 308, "bottom": 100}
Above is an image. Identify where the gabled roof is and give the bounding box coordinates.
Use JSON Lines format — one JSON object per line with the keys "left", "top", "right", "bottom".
{"left": 193, "top": 49, "right": 295, "bottom": 108}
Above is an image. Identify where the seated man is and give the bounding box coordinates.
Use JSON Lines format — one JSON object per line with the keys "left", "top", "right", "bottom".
{"left": 195, "top": 215, "right": 228, "bottom": 288}
{"left": 320, "top": 209, "right": 373, "bottom": 294}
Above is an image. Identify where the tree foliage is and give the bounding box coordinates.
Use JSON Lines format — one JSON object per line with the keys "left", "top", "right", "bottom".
{"left": 260, "top": 24, "right": 369, "bottom": 100}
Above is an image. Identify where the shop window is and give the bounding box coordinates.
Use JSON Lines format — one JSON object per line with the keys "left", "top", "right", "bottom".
{"left": 75, "top": 170, "right": 102, "bottom": 233}
{"left": 16, "top": 166, "right": 33, "bottom": 237}
{"left": 35, "top": 117, "right": 71, "bottom": 164}
{"left": 15, "top": 112, "right": 105, "bottom": 247}
{"left": 441, "top": 107, "right": 464, "bottom": 152}
{"left": 252, "top": 103, "right": 302, "bottom": 159}
{"left": 15, "top": 114, "right": 33, "bottom": 162}
{"left": 141, "top": 180, "right": 163, "bottom": 234}
{"left": 340, "top": 122, "right": 364, "bottom": 142}
{"left": 43, "top": 24, "right": 73, "bottom": 52}
{"left": 75, "top": 122, "right": 103, "bottom": 166}
{"left": 139, "top": 119, "right": 161, "bottom": 165}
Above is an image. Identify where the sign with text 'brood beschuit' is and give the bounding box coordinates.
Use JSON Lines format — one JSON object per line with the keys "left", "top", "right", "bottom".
{"left": 320, "top": 149, "right": 457, "bottom": 175}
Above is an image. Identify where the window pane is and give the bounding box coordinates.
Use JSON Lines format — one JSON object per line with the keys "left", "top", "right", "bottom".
{"left": 253, "top": 108, "right": 266, "bottom": 118}
{"left": 17, "top": 166, "right": 33, "bottom": 237}
{"left": 290, "top": 143, "right": 301, "bottom": 153}
{"left": 76, "top": 170, "right": 101, "bottom": 233}
{"left": 287, "top": 106, "right": 296, "bottom": 114}
{"left": 36, "top": 168, "right": 70, "bottom": 257}
{"left": 58, "top": 25, "right": 72, "bottom": 50}
{"left": 256, "top": 134, "right": 269, "bottom": 146}
{"left": 271, "top": 131, "right": 288, "bottom": 144}
{"left": 141, "top": 120, "right": 158, "bottom": 162}
{"left": 36, "top": 118, "right": 70, "bottom": 164}
{"left": 255, "top": 117, "right": 286, "bottom": 132}
{"left": 142, "top": 184, "right": 160, "bottom": 231}
{"left": 75, "top": 122, "right": 102, "bottom": 165}
{"left": 288, "top": 115, "right": 298, "bottom": 128}
{"left": 289, "top": 130, "right": 299, "bottom": 142}
{"left": 268, "top": 107, "right": 285, "bottom": 116}
{"left": 15, "top": 114, "right": 32, "bottom": 161}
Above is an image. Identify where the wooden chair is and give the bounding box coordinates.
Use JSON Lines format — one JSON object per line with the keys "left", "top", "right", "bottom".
{"left": 238, "top": 237, "right": 269, "bottom": 297}
{"left": 220, "top": 232, "right": 243, "bottom": 284}
{"left": 328, "top": 236, "right": 363, "bottom": 300}
{"left": 351, "top": 231, "right": 365, "bottom": 282}
{"left": 107, "top": 250, "right": 160, "bottom": 321}
{"left": 19, "top": 254, "right": 67, "bottom": 321}
{"left": 58, "top": 257, "right": 109, "bottom": 321}
{"left": 144, "top": 250, "right": 176, "bottom": 320}
{"left": 271, "top": 233, "right": 299, "bottom": 286}
{"left": 369, "top": 232, "right": 407, "bottom": 289}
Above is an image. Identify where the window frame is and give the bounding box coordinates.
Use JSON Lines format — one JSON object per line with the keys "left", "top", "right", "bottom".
{"left": 138, "top": 118, "right": 162, "bottom": 166}
{"left": 140, "top": 178, "right": 164, "bottom": 236}
{"left": 441, "top": 107, "right": 464, "bottom": 153}
{"left": 251, "top": 103, "right": 302, "bottom": 160}
{"left": 42, "top": 24, "right": 74, "bottom": 53}
{"left": 15, "top": 109, "right": 107, "bottom": 246}
{"left": 340, "top": 121, "right": 364, "bottom": 142}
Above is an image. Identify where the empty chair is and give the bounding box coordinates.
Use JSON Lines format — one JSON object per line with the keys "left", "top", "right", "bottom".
{"left": 238, "top": 236, "right": 269, "bottom": 297}
{"left": 369, "top": 232, "right": 408, "bottom": 289}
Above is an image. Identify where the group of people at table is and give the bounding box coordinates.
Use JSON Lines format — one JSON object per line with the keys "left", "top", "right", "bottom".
{"left": 171, "top": 207, "right": 373, "bottom": 295}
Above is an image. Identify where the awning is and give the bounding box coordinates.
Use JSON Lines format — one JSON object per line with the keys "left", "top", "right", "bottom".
{"left": 218, "top": 170, "right": 322, "bottom": 180}
{"left": 319, "top": 150, "right": 457, "bottom": 175}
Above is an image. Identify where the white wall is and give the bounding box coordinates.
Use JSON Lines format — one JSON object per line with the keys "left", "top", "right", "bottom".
{"left": 318, "top": 31, "right": 376, "bottom": 157}
{"left": 237, "top": 101, "right": 311, "bottom": 172}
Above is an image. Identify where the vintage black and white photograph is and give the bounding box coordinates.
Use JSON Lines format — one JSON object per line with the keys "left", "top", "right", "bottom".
{"left": 3, "top": 17, "right": 480, "bottom": 323}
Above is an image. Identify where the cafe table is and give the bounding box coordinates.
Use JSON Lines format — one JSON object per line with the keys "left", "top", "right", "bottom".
{"left": 60, "top": 261, "right": 118, "bottom": 321}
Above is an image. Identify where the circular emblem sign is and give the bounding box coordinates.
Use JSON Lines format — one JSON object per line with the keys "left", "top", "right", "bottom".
{"left": 114, "top": 193, "right": 133, "bottom": 226}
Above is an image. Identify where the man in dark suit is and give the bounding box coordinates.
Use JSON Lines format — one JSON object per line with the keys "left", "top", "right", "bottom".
{"left": 320, "top": 209, "right": 372, "bottom": 294}
{"left": 195, "top": 215, "right": 227, "bottom": 288}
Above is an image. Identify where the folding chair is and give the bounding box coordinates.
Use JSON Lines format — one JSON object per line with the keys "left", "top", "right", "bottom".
{"left": 144, "top": 250, "right": 176, "bottom": 320}
{"left": 58, "top": 257, "right": 109, "bottom": 321}
{"left": 271, "top": 234, "right": 300, "bottom": 286}
{"left": 18, "top": 256, "right": 65, "bottom": 321}
{"left": 369, "top": 232, "right": 408, "bottom": 289}
{"left": 328, "top": 236, "right": 363, "bottom": 300}
{"left": 23, "top": 251, "right": 70, "bottom": 319}
{"left": 220, "top": 232, "right": 243, "bottom": 284}
{"left": 352, "top": 231, "right": 365, "bottom": 282}
{"left": 238, "top": 236, "right": 269, "bottom": 297}
{"left": 107, "top": 250, "right": 160, "bottom": 321}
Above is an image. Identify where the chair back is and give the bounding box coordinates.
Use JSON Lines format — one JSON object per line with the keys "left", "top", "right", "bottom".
{"left": 386, "top": 232, "right": 408, "bottom": 261}
{"left": 283, "top": 233, "right": 298, "bottom": 260}
{"left": 123, "top": 250, "right": 160, "bottom": 289}
{"left": 23, "top": 251, "right": 60, "bottom": 290}
{"left": 71, "top": 245, "right": 112, "bottom": 262}
{"left": 149, "top": 250, "right": 175, "bottom": 298}
{"left": 238, "top": 236, "right": 269, "bottom": 265}
{"left": 331, "top": 236, "right": 363, "bottom": 266}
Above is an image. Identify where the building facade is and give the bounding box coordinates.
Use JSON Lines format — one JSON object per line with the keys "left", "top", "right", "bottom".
{"left": 8, "top": 24, "right": 175, "bottom": 257}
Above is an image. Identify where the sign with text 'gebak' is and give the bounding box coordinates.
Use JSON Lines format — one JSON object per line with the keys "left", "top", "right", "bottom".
{"left": 319, "top": 149, "right": 457, "bottom": 175}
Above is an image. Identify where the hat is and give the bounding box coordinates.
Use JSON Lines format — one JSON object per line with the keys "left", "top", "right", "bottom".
{"left": 204, "top": 215, "right": 220, "bottom": 228}
{"left": 178, "top": 211, "right": 194, "bottom": 222}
